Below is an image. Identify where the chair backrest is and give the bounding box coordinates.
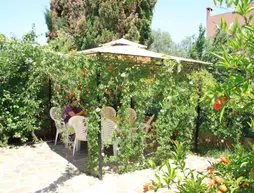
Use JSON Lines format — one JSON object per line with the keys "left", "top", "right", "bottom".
{"left": 101, "top": 106, "right": 116, "bottom": 118}
{"left": 49, "top": 107, "right": 63, "bottom": 122}
{"left": 69, "top": 116, "right": 88, "bottom": 141}
{"left": 50, "top": 107, "right": 65, "bottom": 130}
{"left": 101, "top": 118, "right": 117, "bottom": 143}
{"left": 129, "top": 108, "right": 137, "bottom": 121}
{"left": 144, "top": 115, "right": 155, "bottom": 133}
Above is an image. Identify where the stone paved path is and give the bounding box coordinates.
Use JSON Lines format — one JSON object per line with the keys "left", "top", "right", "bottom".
{"left": 0, "top": 142, "right": 213, "bottom": 193}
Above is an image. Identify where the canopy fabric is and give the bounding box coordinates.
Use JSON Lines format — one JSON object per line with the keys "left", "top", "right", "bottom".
{"left": 102, "top": 38, "right": 147, "bottom": 48}
{"left": 78, "top": 45, "right": 163, "bottom": 59}
{"left": 77, "top": 38, "right": 212, "bottom": 65}
{"left": 166, "top": 55, "right": 211, "bottom": 65}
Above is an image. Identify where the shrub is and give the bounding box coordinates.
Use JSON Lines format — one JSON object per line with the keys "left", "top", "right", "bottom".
{"left": 0, "top": 31, "right": 49, "bottom": 145}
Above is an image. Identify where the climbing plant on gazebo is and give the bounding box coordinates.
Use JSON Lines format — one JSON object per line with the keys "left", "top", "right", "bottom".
{"left": 42, "top": 48, "right": 210, "bottom": 177}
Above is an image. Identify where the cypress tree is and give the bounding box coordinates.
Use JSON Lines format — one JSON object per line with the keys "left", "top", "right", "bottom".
{"left": 45, "top": 0, "right": 157, "bottom": 50}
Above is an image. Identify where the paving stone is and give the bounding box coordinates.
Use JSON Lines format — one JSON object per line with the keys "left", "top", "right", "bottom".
{"left": 7, "top": 186, "right": 34, "bottom": 193}
{"left": 0, "top": 181, "right": 16, "bottom": 192}
{"left": 0, "top": 142, "right": 214, "bottom": 193}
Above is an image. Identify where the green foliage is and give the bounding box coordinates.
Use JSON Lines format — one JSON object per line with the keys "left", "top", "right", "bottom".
{"left": 205, "top": 0, "right": 254, "bottom": 139}
{"left": 205, "top": 29, "right": 228, "bottom": 64}
{"left": 48, "top": 29, "right": 75, "bottom": 53}
{"left": 150, "top": 29, "right": 174, "bottom": 54}
{"left": 187, "top": 24, "right": 229, "bottom": 75}
{"left": 150, "top": 25, "right": 228, "bottom": 61}
{"left": 147, "top": 142, "right": 254, "bottom": 193}
{"left": 205, "top": 29, "right": 229, "bottom": 83}
{"left": 188, "top": 24, "right": 207, "bottom": 60}
{"left": 189, "top": 70, "right": 249, "bottom": 143}
{"left": 2, "top": 0, "right": 253, "bottom": 176}
{"left": 42, "top": 45, "right": 214, "bottom": 175}
{"left": 147, "top": 141, "right": 208, "bottom": 193}
{"left": 198, "top": 146, "right": 232, "bottom": 158}
{"left": 150, "top": 29, "right": 195, "bottom": 58}
{"left": 44, "top": 8, "right": 53, "bottom": 32}
{"left": 40, "top": 49, "right": 102, "bottom": 175}
{"left": 47, "top": 0, "right": 157, "bottom": 50}
{"left": 154, "top": 63, "right": 199, "bottom": 160}
{"left": 0, "top": 31, "right": 49, "bottom": 145}
{"left": 206, "top": 143, "right": 254, "bottom": 193}
{"left": 177, "top": 35, "right": 196, "bottom": 58}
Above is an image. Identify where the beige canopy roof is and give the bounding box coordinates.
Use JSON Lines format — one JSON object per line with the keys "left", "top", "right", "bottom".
{"left": 78, "top": 45, "right": 163, "bottom": 59}
{"left": 102, "top": 38, "right": 147, "bottom": 48}
{"left": 77, "top": 38, "right": 211, "bottom": 65}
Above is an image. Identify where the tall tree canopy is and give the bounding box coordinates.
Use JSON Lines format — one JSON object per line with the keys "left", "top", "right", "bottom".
{"left": 150, "top": 29, "right": 194, "bottom": 58}
{"left": 45, "top": 0, "right": 157, "bottom": 50}
{"left": 188, "top": 24, "right": 207, "bottom": 60}
{"left": 150, "top": 29, "right": 174, "bottom": 54}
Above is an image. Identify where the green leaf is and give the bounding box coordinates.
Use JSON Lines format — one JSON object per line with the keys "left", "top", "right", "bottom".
{"left": 149, "top": 160, "right": 156, "bottom": 170}
{"left": 219, "top": 105, "right": 226, "bottom": 123}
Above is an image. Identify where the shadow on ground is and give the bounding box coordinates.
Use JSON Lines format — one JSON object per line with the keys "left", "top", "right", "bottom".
{"left": 47, "top": 141, "right": 89, "bottom": 172}
{"left": 32, "top": 142, "right": 92, "bottom": 192}
{"left": 34, "top": 165, "right": 81, "bottom": 193}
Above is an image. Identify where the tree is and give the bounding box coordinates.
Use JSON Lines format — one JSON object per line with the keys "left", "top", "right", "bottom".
{"left": 212, "top": 0, "right": 254, "bottom": 105}
{"left": 205, "top": 0, "right": 254, "bottom": 140}
{"left": 150, "top": 29, "right": 174, "bottom": 54}
{"left": 46, "top": 0, "right": 157, "bottom": 50}
{"left": 176, "top": 35, "right": 196, "bottom": 58}
{"left": 187, "top": 24, "right": 228, "bottom": 62}
{"left": 200, "top": 28, "right": 228, "bottom": 63}
{"left": 150, "top": 29, "right": 193, "bottom": 57}
{"left": 188, "top": 24, "right": 207, "bottom": 60}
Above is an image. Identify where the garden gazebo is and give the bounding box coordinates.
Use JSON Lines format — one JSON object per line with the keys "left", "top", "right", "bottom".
{"left": 74, "top": 38, "right": 211, "bottom": 180}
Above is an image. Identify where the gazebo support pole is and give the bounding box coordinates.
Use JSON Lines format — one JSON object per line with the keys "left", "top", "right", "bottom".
{"left": 96, "top": 67, "right": 103, "bottom": 180}
{"left": 194, "top": 81, "right": 202, "bottom": 153}
{"left": 49, "top": 78, "right": 54, "bottom": 141}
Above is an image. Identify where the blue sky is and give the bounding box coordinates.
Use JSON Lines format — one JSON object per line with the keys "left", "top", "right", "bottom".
{"left": 0, "top": 0, "right": 232, "bottom": 44}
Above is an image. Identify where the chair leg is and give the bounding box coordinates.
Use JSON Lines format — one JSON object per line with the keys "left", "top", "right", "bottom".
{"left": 76, "top": 140, "right": 81, "bottom": 151}
{"left": 55, "top": 129, "right": 59, "bottom": 145}
{"left": 102, "top": 144, "right": 104, "bottom": 153}
{"left": 113, "top": 143, "right": 118, "bottom": 156}
{"left": 65, "top": 130, "right": 68, "bottom": 148}
{"left": 73, "top": 139, "right": 77, "bottom": 156}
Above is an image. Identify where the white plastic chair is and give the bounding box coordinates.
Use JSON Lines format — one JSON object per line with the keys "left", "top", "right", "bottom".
{"left": 68, "top": 116, "right": 88, "bottom": 156}
{"left": 101, "top": 106, "right": 116, "bottom": 118}
{"left": 129, "top": 108, "right": 137, "bottom": 121}
{"left": 49, "top": 107, "right": 68, "bottom": 148}
{"left": 101, "top": 118, "right": 118, "bottom": 156}
{"left": 144, "top": 115, "right": 155, "bottom": 133}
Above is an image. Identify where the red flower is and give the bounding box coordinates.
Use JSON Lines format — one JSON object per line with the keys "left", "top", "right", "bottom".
{"left": 214, "top": 96, "right": 230, "bottom": 111}
{"left": 143, "top": 183, "right": 154, "bottom": 193}
{"left": 214, "top": 98, "right": 222, "bottom": 111}
{"left": 206, "top": 165, "right": 214, "bottom": 170}
{"left": 143, "top": 183, "right": 155, "bottom": 193}
{"left": 220, "top": 156, "right": 229, "bottom": 164}
{"left": 208, "top": 170, "right": 214, "bottom": 175}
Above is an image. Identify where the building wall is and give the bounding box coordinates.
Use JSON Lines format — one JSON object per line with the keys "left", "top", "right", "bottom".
{"left": 206, "top": 3, "right": 254, "bottom": 37}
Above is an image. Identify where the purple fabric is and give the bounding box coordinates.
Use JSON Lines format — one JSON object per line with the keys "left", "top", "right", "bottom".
{"left": 63, "top": 106, "right": 82, "bottom": 123}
